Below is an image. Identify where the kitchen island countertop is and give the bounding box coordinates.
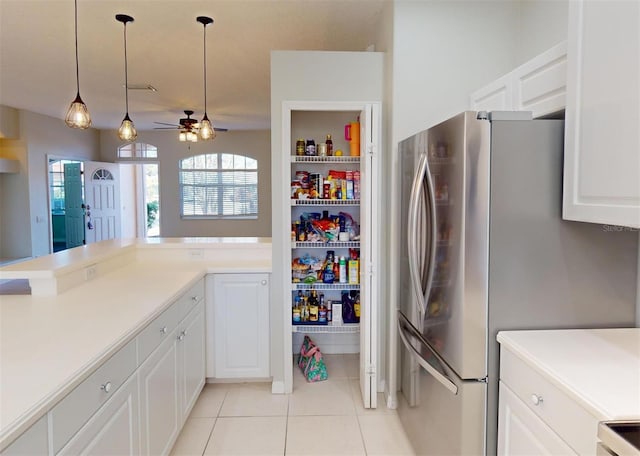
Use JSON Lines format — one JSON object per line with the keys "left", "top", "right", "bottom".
{"left": 0, "top": 237, "right": 271, "bottom": 449}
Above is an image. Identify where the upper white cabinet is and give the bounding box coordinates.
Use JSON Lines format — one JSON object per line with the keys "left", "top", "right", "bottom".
{"left": 209, "top": 273, "right": 270, "bottom": 379}
{"left": 470, "top": 42, "right": 567, "bottom": 118}
{"left": 563, "top": 0, "right": 640, "bottom": 228}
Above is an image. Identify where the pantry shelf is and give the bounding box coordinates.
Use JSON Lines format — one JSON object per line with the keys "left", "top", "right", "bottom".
{"left": 292, "top": 283, "right": 360, "bottom": 291}
{"left": 292, "top": 241, "right": 360, "bottom": 249}
{"left": 292, "top": 324, "right": 360, "bottom": 334}
{"left": 291, "top": 199, "right": 360, "bottom": 206}
{"left": 291, "top": 156, "right": 361, "bottom": 164}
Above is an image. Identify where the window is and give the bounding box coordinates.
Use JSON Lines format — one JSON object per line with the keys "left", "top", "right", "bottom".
{"left": 117, "top": 142, "right": 157, "bottom": 161}
{"left": 49, "top": 159, "right": 83, "bottom": 214}
{"left": 179, "top": 153, "right": 258, "bottom": 218}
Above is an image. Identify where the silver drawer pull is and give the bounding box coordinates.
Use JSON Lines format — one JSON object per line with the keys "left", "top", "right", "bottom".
{"left": 531, "top": 394, "right": 543, "bottom": 406}
{"left": 177, "top": 330, "right": 186, "bottom": 341}
{"left": 261, "top": 280, "right": 267, "bottom": 285}
{"left": 160, "top": 326, "right": 168, "bottom": 335}
{"left": 191, "top": 295, "right": 199, "bottom": 302}
{"left": 100, "top": 382, "right": 112, "bottom": 393}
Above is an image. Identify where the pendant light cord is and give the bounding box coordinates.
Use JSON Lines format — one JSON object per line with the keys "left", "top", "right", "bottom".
{"left": 123, "top": 21, "right": 129, "bottom": 115}
{"left": 203, "top": 22, "right": 207, "bottom": 114}
{"left": 74, "top": 0, "right": 80, "bottom": 95}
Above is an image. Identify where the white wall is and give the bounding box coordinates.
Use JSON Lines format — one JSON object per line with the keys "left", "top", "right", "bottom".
{"left": 515, "top": 0, "right": 569, "bottom": 65}
{"left": 271, "top": 50, "right": 384, "bottom": 392}
{"left": 100, "top": 129, "right": 271, "bottom": 238}
{"left": 0, "top": 108, "right": 101, "bottom": 258}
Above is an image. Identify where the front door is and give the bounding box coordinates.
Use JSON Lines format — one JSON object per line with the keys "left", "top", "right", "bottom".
{"left": 63, "top": 163, "right": 85, "bottom": 248}
{"left": 84, "top": 161, "right": 121, "bottom": 244}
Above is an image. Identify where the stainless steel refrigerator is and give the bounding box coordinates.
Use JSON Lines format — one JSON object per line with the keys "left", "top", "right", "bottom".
{"left": 397, "top": 111, "right": 637, "bottom": 455}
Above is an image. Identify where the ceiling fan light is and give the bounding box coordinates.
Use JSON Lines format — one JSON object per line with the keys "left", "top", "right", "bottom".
{"left": 199, "top": 115, "right": 215, "bottom": 140}
{"left": 65, "top": 93, "right": 92, "bottom": 129}
{"left": 179, "top": 131, "right": 187, "bottom": 142}
{"left": 188, "top": 131, "right": 198, "bottom": 142}
{"left": 118, "top": 114, "right": 137, "bottom": 142}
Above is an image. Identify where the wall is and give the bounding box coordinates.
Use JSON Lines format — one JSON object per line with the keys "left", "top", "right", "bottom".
{"left": 515, "top": 0, "right": 569, "bottom": 65}
{"left": 100, "top": 129, "right": 271, "bottom": 238}
{"left": 0, "top": 107, "right": 101, "bottom": 259}
{"left": 271, "top": 50, "right": 384, "bottom": 393}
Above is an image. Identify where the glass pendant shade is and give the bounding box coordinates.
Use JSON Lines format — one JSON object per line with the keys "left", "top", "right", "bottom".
{"left": 118, "top": 114, "right": 137, "bottom": 141}
{"left": 199, "top": 114, "right": 216, "bottom": 140}
{"left": 65, "top": 93, "right": 92, "bottom": 129}
{"left": 179, "top": 131, "right": 187, "bottom": 142}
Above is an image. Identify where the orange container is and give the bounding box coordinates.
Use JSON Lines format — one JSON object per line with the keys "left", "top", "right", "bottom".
{"left": 344, "top": 122, "right": 360, "bottom": 156}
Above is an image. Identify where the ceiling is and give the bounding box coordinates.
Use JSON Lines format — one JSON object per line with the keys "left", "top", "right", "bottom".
{"left": 0, "top": 0, "right": 385, "bottom": 132}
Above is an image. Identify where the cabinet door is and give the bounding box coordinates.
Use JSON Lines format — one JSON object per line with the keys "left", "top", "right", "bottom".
{"left": 138, "top": 335, "right": 179, "bottom": 456}
{"left": 512, "top": 41, "right": 567, "bottom": 118}
{"left": 498, "top": 381, "right": 577, "bottom": 456}
{"left": 212, "top": 273, "right": 270, "bottom": 378}
{"left": 57, "top": 373, "right": 139, "bottom": 456}
{"left": 2, "top": 415, "right": 49, "bottom": 456}
{"left": 563, "top": 0, "right": 640, "bottom": 228}
{"left": 177, "top": 302, "right": 206, "bottom": 422}
{"left": 469, "top": 74, "right": 513, "bottom": 112}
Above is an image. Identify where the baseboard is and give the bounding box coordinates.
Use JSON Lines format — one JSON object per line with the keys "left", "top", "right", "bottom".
{"left": 271, "top": 380, "right": 285, "bottom": 394}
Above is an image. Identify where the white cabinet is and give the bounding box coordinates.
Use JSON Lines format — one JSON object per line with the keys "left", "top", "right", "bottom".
{"left": 139, "top": 299, "right": 205, "bottom": 456}
{"left": 470, "top": 41, "right": 567, "bottom": 118}
{"left": 138, "top": 330, "right": 180, "bottom": 456}
{"left": 498, "top": 381, "right": 577, "bottom": 456}
{"left": 57, "top": 373, "right": 140, "bottom": 456}
{"left": 562, "top": 0, "right": 640, "bottom": 228}
{"left": 177, "top": 302, "right": 206, "bottom": 422}
{"left": 498, "top": 348, "right": 600, "bottom": 455}
{"left": 1, "top": 416, "right": 49, "bottom": 456}
{"left": 209, "top": 273, "right": 270, "bottom": 379}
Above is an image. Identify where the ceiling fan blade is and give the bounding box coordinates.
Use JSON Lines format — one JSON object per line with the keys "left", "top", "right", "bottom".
{"left": 214, "top": 127, "right": 228, "bottom": 132}
{"left": 154, "top": 121, "right": 180, "bottom": 127}
{"left": 153, "top": 127, "right": 180, "bottom": 130}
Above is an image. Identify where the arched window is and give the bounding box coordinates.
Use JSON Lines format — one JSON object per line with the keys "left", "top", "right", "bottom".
{"left": 179, "top": 153, "right": 258, "bottom": 218}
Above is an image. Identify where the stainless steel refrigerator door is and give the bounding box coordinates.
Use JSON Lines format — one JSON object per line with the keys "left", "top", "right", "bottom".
{"left": 421, "top": 111, "right": 491, "bottom": 380}
{"left": 398, "top": 313, "right": 486, "bottom": 456}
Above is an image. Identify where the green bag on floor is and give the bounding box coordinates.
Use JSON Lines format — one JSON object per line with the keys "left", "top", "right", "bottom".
{"left": 298, "top": 335, "right": 328, "bottom": 382}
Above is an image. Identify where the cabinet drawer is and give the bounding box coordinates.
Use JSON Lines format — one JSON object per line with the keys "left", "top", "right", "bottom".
{"left": 176, "top": 279, "right": 205, "bottom": 320}
{"left": 51, "top": 338, "right": 137, "bottom": 454}
{"left": 138, "top": 280, "right": 204, "bottom": 363}
{"left": 500, "top": 348, "right": 599, "bottom": 455}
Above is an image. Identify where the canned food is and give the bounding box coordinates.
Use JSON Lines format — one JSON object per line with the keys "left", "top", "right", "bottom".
{"left": 296, "top": 139, "right": 305, "bottom": 156}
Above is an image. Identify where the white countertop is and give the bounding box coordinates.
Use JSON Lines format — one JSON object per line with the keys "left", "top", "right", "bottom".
{"left": 497, "top": 328, "right": 640, "bottom": 421}
{"left": 0, "top": 238, "right": 271, "bottom": 448}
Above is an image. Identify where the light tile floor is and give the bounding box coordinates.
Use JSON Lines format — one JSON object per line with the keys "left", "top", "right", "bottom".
{"left": 170, "top": 354, "right": 415, "bottom": 456}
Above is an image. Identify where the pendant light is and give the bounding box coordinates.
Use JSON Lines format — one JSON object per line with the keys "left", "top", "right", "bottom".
{"left": 197, "top": 16, "right": 215, "bottom": 141}
{"left": 65, "top": 0, "right": 91, "bottom": 129}
{"left": 116, "top": 14, "right": 137, "bottom": 142}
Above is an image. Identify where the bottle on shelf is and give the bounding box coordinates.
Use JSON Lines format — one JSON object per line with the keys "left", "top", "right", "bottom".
{"left": 326, "top": 134, "right": 333, "bottom": 156}
{"left": 323, "top": 250, "right": 335, "bottom": 284}
{"left": 308, "top": 290, "right": 319, "bottom": 322}
{"left": 339, "top": 256, "right": 347, "bottom": 284}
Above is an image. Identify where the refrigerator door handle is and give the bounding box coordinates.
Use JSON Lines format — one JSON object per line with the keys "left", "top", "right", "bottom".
{"left": 423, "top": 154, "right": 437, "bottom": 310}
{"left": 408, "top": 152, "right": 429, "bottom": 317}
{"left": 398, "top": 318, "right": 458, "bottom": 395}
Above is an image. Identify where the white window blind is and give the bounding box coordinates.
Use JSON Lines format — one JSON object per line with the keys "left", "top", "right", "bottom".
{"left": 179, "top": 153, "right": 258, "bottom": 218}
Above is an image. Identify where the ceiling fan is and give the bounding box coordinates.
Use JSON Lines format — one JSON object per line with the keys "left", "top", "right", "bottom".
{"left": 154, "top": 110, "right": 227, "bottom": 142}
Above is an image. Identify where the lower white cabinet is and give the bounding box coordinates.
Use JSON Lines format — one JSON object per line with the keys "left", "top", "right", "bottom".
{"left": 177, "top": 303, "right": 206, "bottom": 422}
{"left": 57, "top": 372, "right": 140, "bottom": 456}
{"left": 498, "top": 381, "right": 577, "bottom": 456}
{"left": 139, "top": 300, "right": 205, "bottom": 456}
{"left": 498, "top": 347, "right": 599, "bottom": 455}
{"left": 2, "top": 415, "right": 49, "bottom": 456}
{"left": 208, "top": 273, "right": 270, "bottom": 379}
{"left": 138, "top": 331, "right": 180, "bottom": 456}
